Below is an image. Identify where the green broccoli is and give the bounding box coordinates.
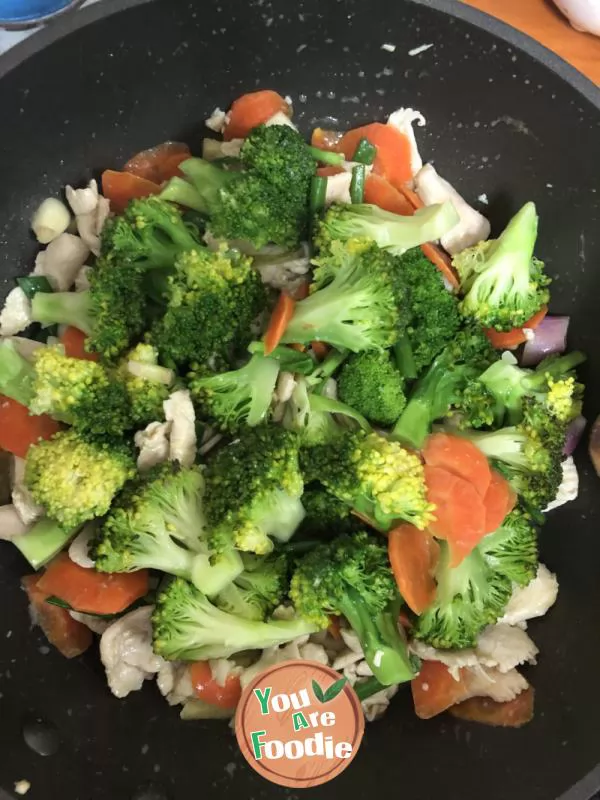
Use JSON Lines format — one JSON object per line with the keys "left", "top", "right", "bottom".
{"left": 391, "top": 325, "right": 497, "bottom": 448}
{"left": 291, "top": 531, "right": 417, "bottom": 685}
{"left": 91, "top": 463, "right": 243, "bottom": 597}
{"left": 149, "top": 246, "right": 266, "bottom": 368}
{"left": 314, "top": 201, "right": 459, "bottom": 257}
{"left": 152, "top": 577, "right": 319, "bottom": 661}
{"left": 303, "top": 430, "right": 435, "bottom": 531}
{"left": 101, "top": 196, "right": 203, "bottom": 270}
{"left": 392, "top": 247, "right": 462, "bottom": 378}
{"left": 338, "top": 350, "right": 406, "bottom": 426}
{"left": 464, "top": 351, "right": 586, "bottom": 427}
{"left": 214, "top": 552, "right": 288, "bottom": 621}
{"left": 30, "top": 258, "right": 147, "bottom": 361}
{"left": 188, "top": 353, "right": 279, "bottom": 432}
{"left": 204, "top": 426, "right": 305, "bottom": 556}
{"left": 25, "top": 430, "right": 135, "bottom": 529}
{"left": 297, "top": 485, "right": 363, "bottom": 539}
{"left": 283, "top": 376, "right": 370, "bottom": 447}
{"left": 280, "top": 239, "right": 408, "bottom": 352}
{"left": 454, "top": 202, "right": 551, "bottom": 331}
{"left": 119, "top": 343, "right": 172, "bottom": 426}
{"left": 161, "top": 125, "right": 316, "bottom": 249}
{"left": 413, "top": 541, "right": 513, "bottom": 650}
{"left": 455, "top": 412, "right": 564, "bottom": 513}
{"left": 478, "top": 508, "right": 539, "bottom": 587}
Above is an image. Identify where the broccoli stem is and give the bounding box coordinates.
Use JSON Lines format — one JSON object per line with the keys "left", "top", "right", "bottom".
{"left": 309, "top": 394, "right": 371, "bottom": 432}
{"left": 0, "top": 341, "right": 35, "bottom": 407}
{"left": 160, "top": 177, "right": 207, "bottom": 213}
{"left": 190, "top": 549, "right": 244, "bottom": 597}
{"left": 391, "top": 396, "right": 431, "bottom": 449}
{"left": 338, "top": 588, "right": 416, "bottom": 686}
{"left": 394, "top": 336, "right": 418, "bottom": 380}
{"left": 31, "top": 291, "right": 93, "bottom": 335}
{"left": 14, "top": 517, "right": 78, "bottom": 569}
{"left": 354, "top": 675, "right": 386, "bottom": 700}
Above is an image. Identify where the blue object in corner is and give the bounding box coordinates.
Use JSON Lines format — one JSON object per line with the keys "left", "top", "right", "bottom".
{"left": 0, "top": 0, "right": 81, "bottom": 25}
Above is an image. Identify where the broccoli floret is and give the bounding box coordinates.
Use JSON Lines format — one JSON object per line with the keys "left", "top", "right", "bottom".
{"left": 455, "top": 202, "right": 551, "bottom": 331}
{"left": 31, "top": 258, "right": 147, "bottom": 360}
{"left": 25, "top": 430, "right": 135, "bottom": 529}
{"left": 393, "top": 247, "right": 462, "bottom": 378}
{"left": 214, "top": 552, "right": 288, "bottom": 621}
{"left": 467, "top": 351, "right": 586, "bottom": 427}
{"left": 188, "top": 353, "right": 279, "bottom": 432}
{"left": 392, "top": 325, "right": 497, "bottom": 448}
{"left": 338, "top": 351, "right": 406, "bottom": 426}
{"left": 152, "top": 577, "right": 318, "bottom": 660}
{"left": 204, "top": 426, "right": 305, "bottom": 556}
{"left": 161, "top": 126, "right": 316, "bottom": 249}
{"left": 101, "top": 196, "right": 203, "bottom": 269}
{"left": 29, "top": 345, "right": 132, "bottom": 436}
{"left": 149, "top": 246, "right": 266, "bottom": 368}
{"left": 456, "top": 415, "right": 563, "bottom": 513}
{"left": 280, "top": 239, "right": 408, "bottom": 352}
{"left": 478, "top": 508, "right": 539, "bottom": 587}
{"left": 297, "top": 485, "right": 363, "bottom": 539}
{"left": 92, "top": 463, "right": 243, "bottom": 596}
{"left": 413, "top": 541, "right": 512, "bottom": 650}
{"left": 290, "top": 531, "right": 417, "bottom": 685}
{"left": 303, "top": 430, "right": 435, "bottom": 531}
{"left": 119, "top": 343, "right": 172, "bottom": 426}
{"left": 314, "top": 201, "right": 459, "bottom": 257}
{"left": 283, "top": 376, "right": 370, "bottom": 447}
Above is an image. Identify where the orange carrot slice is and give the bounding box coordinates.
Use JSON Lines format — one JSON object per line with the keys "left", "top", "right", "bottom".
{"left": 339, "top": 123, "right": 413, "bottom": 188}
{"left": 224, "top": 90, "right": 290, "bottom": 141}
{"left": 388, "top": 523, "right": 439, "bottom": 615}
{"left": 485, "top": 306, "right": 549, "bottom": 350}
{"left": 102, "top": 170, "right": 161, "bottom": 214}
{"left": 264, "top": 292, "right": 296, "bottom": 356}
{"left": 423, "top": 432, "right": 492, "bottom": 498}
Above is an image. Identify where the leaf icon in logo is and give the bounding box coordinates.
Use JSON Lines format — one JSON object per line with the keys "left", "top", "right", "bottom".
{"left": 312, "top": 679, "right": 326, "bottom": 703}
{"left": 312, "top": 676, "right": 347, "bottom": 703}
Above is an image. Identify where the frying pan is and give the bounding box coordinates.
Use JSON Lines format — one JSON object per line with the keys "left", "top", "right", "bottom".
{"left": 0, "top": 1, "right": 599, "bottom": 798}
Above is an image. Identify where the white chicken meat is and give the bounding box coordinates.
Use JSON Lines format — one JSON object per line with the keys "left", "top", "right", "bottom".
{"left": 32, "top": 233, "right": 90, "bottom": 291}
{"left": 415, "top": 163, "right": 491, "bottom": 255}
{"left": 134, "top": 421, "right": 172, "bottom": 471}
{"left": 99, "top": 606, "right": 166, "bottom": 699}
{"left": 66, "top": 180, "right": 111, "bottom": 256}
{"left": 387, "top": 107, "right": 427, "bottom": 178}
{"left": 163, "top": 390, "right": 197, "bottom": 467}
{"left": 499, "top": 564, "right": 559, "bottom": 627}
{"left": 0, "top": 287, "right": 32, "bottom": 336}
{"left": 544, "top": 457, "right": 579, "bottom": 512}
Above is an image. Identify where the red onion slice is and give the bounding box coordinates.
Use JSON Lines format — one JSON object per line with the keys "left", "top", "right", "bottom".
{"left": 521, "top": 316, "right": 570, "bottom": 367}
{"left": 564, "top": 415, "right": 587, "bottom": 456}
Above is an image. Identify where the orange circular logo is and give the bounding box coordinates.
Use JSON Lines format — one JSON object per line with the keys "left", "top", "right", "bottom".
{"left": 235, "top": 659, "right": 365, "bottom": 788}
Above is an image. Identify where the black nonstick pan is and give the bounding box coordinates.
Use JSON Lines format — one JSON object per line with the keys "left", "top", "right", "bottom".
{"left": 0, "top": 1, "right": 599, "bottom": 798}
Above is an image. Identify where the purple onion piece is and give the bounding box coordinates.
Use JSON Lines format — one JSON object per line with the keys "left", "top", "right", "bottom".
{"left": 521, "top": 316, "right": 570, "bottom": 367}
{"left": 564, "top": 415, "right": 587, "bottom": 456}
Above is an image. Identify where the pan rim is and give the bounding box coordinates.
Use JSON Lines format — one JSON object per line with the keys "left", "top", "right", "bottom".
{"left": 0, "top": 2, "right": 598, "bottom": 799}
{"left": 0, "top": 0, "right": 598, "bottom": 110}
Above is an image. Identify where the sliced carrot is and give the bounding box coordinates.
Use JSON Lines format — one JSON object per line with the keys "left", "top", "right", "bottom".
{"left": 339, "top": 123, "right": 413, "bottom": 189}
{"left": 59, "top": 327, "right": 99, "bottom": 362}
{"left": 124, "top": 141, "right": 191, "bottom": 183}
{"left": 311, "top": 341, "right": 330, "bottom": 361}
{"left": 311, "top": 127, "right": 344, "bottom": 152}
{"left": 190, "top": 661, "right": 242, "bottom": 709}
{"left": 37, "top": 553, "right": 149, "bottom": 615}
{"left": 412, "top": 660, "right": 472, "bottom": 719}
{"left": 22, "top": 574, "right": 93, "bottom": 659}
{"left": 364, "top": 174, "right": 414, "bottom": 216}
{"left": 291, "top": 280, "right": 310, "bottom": 301}
{"left": 420, "top": 242, "right": 460, "bottom": 291}
{"left": 482, "top": 470, "right": 517, "bottom": 534}
{"left": 423, "top": 432, "right": 492, "bottom": 498}
{"left": 485, "top": 306, "right": 549, "bottom": 350}
{"left": 102, "top": 170, "right": 161, "bottom": 214}
{"left": 449, "top": 687, "right": 534, "bottom": 727}
{"left": 397, "top": 184, "right": 423, "bottom": 210}
{"left": 223, "top": 90, "right": 290, "bottom": 141}
{"left": 264, "top": 292, "right": 296, "bottom": 356}
{"left": 0, "top": 397, "right": 61, "bottom": 459}
{"left": 388, "top": 524, "right": 439, "bottom": 615}
{"left": 425, "top": 465, "right": 487, "bottom": 566}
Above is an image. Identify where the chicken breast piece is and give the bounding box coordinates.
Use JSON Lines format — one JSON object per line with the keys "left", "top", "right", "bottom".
{"left": 163, "top": 390, "right": 197, "bottom": 468}
{"left": 415, "top": 164, "right": 491, "bottom": 255}
{"left": 99, "top": 606, "right": 165, "bottom": 699}
{"left": 134, "top": 421, "right": 172, "bottom": 471}
{"left": 499, "top": 564, "right": 559, "bottom": 627}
